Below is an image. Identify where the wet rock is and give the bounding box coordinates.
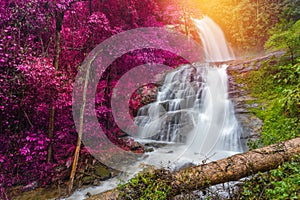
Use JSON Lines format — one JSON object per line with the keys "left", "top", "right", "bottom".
{"left": 235, "top": 108, "right": 250, "bottom": 114}
{"left": 86, "top": 192, "right": 92, "bottom": 198}
{"left": 144, "top": 147, "right": 154, "bottom": 152}
{"left": 93, "top": 179, "right": 101, "bottom": 186}
{"left": 144, "top": 142, "right": 167, "bottom": 149}
{"left": 238, "top": 115, "right": 263, "bottom": 139}
{"left": 119, "top": 137, "right": 144, "bottom": 152}
{"left": 227, "top": 57, "right": 267, "bottom": 149}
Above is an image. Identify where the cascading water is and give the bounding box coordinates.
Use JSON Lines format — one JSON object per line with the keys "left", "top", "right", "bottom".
{"left": 135, "top": 15, "right": 243, "bottom": 160}
{"left": 66, "top": 16, "right": 243, "bottom": 200}
{"left": 193, "top": 16, "right": 235, "bottom": 62}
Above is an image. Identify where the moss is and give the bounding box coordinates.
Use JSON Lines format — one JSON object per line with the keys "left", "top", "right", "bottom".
{"left": 118, "top": 169, "right": 173, "bottom": 200}
{"left": 94, "top": 165, "right": 111, "bottom": 180}
{"left": 237, "top": 56, "right": 300, "bottom": 145}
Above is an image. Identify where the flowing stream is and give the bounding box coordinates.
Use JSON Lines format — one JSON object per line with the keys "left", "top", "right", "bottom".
{"left": 66, "top": 16, "right": 243, "bottom": 200}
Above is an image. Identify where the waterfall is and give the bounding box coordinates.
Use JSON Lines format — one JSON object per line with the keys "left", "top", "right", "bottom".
{"left": 193, "top": 16, "right": 235, "bottom": 62}
{"left": 135, "top": 16, "right": 243, "bottom": 160}
{"left": 66, "top": 16, "right": 244, "bottom": 199}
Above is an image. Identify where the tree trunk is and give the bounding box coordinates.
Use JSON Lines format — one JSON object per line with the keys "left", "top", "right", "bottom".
{"left": 86, "top": 137, "right": 300, "bottom": 200}
{"left": 47, "top": 106, "right": 55, "bottom": 163}
{"left": 89, "top": 0, "right": 92, "bottom": 15}
{"left": 67, "top": 51, "right": 98, "bottom": 195}
{"left": 47, "top": 11, "right": 64, "bottom": 163}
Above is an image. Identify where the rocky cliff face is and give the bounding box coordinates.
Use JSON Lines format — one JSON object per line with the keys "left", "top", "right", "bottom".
{"left": 227, "top": 52, "right": 284, "bottom": 150}
{"left": 133, "top": 61, "right": 266, "bottom": 150}
{"left": 227, "top": 62, "right": 263, "bottom": 150}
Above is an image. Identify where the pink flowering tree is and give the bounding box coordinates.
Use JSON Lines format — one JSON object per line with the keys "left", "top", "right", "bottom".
{"left": 0, "top": 0, "right": 190, "bottom": 198}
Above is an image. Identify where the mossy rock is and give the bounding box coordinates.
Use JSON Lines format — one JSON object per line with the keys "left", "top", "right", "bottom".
{"left": 94, "top": 165, "right": 111, "bottom": 180}
{"left": 82, "top": 176, "right": 95, "bottom": 184}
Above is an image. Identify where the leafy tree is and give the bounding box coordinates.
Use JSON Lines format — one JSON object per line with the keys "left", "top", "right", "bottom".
{"left": 187, "top": 0, "right": 284, "bottom": 54}
{"left": 281, "top": 0, "right": 300, "bottom": 22}
{"left": 265, "top": 20, "right": 300, "bottom": 64}
{"left": 0, "top": 0, "right": 187, "bottom": 198}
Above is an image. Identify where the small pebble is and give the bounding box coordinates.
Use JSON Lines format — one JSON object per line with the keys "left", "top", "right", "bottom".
{"left": 86, "top": 192, "right": 92, "bottom": 197}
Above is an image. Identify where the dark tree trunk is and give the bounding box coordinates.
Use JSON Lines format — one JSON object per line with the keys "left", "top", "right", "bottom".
{"left": 47, "top": 11, "right": 64, "bottom": 163}
{"left": 89, "top": 0, "right": 92, "bottom": 15}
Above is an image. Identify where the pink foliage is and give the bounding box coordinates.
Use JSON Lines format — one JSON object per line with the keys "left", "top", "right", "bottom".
{"left": 0, "top": 0, "right": 188, "bottom": 198}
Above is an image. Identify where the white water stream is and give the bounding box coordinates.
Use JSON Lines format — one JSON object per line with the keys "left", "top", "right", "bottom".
{"left": 66, "top": 16, "right": 243, "bottom": 200}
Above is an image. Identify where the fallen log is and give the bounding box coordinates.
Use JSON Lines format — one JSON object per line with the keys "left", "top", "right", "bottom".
{"left": 86, "top": 137, "right": 300, "bottom": 200}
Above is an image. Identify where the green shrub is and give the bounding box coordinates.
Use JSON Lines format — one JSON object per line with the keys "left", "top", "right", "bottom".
{"left": 240, "top": 42, "right": 299, "bottom": 199}
{"left": 241, "top": 155, "right": 300, "bottom": 199}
